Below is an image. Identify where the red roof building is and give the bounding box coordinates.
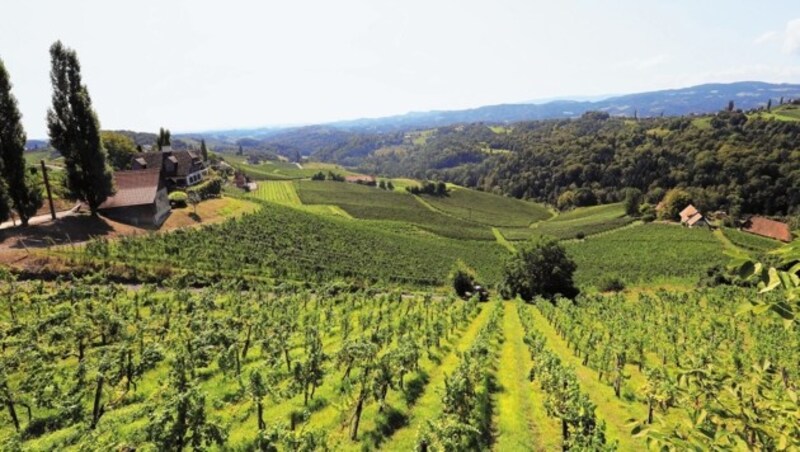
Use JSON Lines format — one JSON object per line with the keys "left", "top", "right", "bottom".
{"left": 742, "top": 216, "right": 793, "bottom": 242}
{"left": 345, "top": 175, "right": 376, "bottom": 184}
{"left": 679, "top": 204, "right": 707, "bottom": 227}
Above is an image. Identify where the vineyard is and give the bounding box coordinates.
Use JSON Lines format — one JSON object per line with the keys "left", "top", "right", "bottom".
{"left": 419, "top": 187, "right": 552, "bottom": 227}
{"left": 527, "top": 203, "right": 636, "bottom": 241}
{"left": 564, "top": 223, "right": 729, "bottom": 287}
{"left": 3, "top": 273, "right": 796, "bottom": 451}
{"left": 72, "top": 202, "right": 508, "bottom": 286}
{"left": 296, "top": 181, "right": 497, "bottom": 240}
{"left": 721, "top": 227, "right": 784, "bottom": 254}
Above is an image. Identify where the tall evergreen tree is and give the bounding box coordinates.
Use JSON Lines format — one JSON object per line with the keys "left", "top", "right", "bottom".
{"left": 0, "top": 57, "right": 42, "bottom": 225}
{"left": 46, "top": 41, "right": 114, "bottom": 215}
{"left": 157, "top": 127, "right": 171, "bottom": 150}
{"left": 200, "top": 139, "right": 208, "bottom": 161}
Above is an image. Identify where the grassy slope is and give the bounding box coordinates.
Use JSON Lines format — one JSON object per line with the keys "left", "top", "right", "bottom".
{"left": 525, "top": 203, "right": 634, "bottom": 241}
{"left": 421, "top": 187, "right": 552, "bottom": 227}
{"left": 99, "top": 201, "right": 508, "bottom": 286}
{"left": 228, "top": 157, "right": 359, "bottom": 181}
{"left": 296, "top": 181, "right": 495, "bottom": 240}
{"left": 495, "top": 302, "right": 561, "bottom": 451}
{"left": 565, "top": 223, "right": 729, "bottom": 287}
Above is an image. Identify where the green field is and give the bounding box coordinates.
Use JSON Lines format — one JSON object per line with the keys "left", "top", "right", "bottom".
{"left": 565, "top": 223, "right": 729, "bottom": 287}
{"left": 751, "top": 104, "right": 800, "bottom": 122}
{"left": 517, "top": 202, "right": 635, "bottom": 240}
{"left": 297, "top": 181, "right": 496, "bottom": 240}
{"left": 248, "top": 180, "right": 302, "bottom": 205}
{"left": 227, "top": 157, "right": 358, "bottom": 181}
{"left": 421, "top": 187, "right": 551, "bottom": 227}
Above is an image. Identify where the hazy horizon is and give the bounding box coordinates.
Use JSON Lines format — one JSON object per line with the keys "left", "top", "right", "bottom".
{"left": 2, "top": 0, "right": 800, "bottom": 138}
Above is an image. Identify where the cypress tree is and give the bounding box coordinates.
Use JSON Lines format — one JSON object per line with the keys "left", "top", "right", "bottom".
{"left": 46, "top": 41, "right": 114, "bottom": 215}
{"left": 0, "top": 58, "right": 42, "bottom": 225}
{"left": 200, "top": 139, "right": 208, "bottom": 161}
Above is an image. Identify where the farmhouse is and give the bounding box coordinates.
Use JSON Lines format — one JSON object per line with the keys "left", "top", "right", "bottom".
{"left": 131, "top": 147, "right": 209, "bottom": 190}
{"left": 345, "top": 175, "right": 376, "bottom": 185}
{"left": 741, "top": 216, "right": 793, "bottom": 242}
{"left": 98, "top": 169, "right": 171, "bottom": 227}
{"left": 679, "top": 204, "right": 708, "bottom": 227}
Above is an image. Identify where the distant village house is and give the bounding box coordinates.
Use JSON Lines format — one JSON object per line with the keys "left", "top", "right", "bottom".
{"left": 345, "top": 175, "right": 376, "bottom": 185}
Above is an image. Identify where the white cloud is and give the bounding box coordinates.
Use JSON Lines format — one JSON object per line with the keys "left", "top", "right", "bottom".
{"left": 754, "top": 30, "right": 779, "bottom": 45}
{"left": 783, "top": 18, "right": 800, "bottom": 55}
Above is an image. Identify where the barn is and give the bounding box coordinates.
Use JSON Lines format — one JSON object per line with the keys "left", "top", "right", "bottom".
{"left": 741, "top": 216, "right": 793, "bottom": 242}
{"left": 98, "top": 169, "right": 171, "bottom": 227}
{"left": 679, "top": 204, "right": 708, "bottom": 228}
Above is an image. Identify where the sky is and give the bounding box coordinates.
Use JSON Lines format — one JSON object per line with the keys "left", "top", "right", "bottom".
{"left": 2, "top": 1, "right": 800, "bottom": 138}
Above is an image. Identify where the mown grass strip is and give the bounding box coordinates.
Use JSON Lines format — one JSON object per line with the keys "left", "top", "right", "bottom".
{"left": 492, "top": 227, "right": 516, "bottom": 253}
{"left": 495, "top": 302, "right": 560, "bottom": 451}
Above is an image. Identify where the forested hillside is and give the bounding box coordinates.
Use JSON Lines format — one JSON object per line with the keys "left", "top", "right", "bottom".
{"left": 350, "top": 111, "right": 800, "bottom": 216}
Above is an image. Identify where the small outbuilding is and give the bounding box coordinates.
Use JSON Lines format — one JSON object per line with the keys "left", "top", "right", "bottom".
{"left": 679, "top": 204, "right": 708, "bottom": 228}
{"left": 98, "top": 169, "right": 171, "bottom": 227}
{"left": 741, "top": 216, "right": 793, "bottom": 242}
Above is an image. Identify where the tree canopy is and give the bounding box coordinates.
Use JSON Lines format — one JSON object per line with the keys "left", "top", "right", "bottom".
{"left": 46, "top": 41, "right": 114, "bottom": 215}
{"left": 501, "top": 236, "right": 578, "bottom": 301}
{"left": 0, "top": 57, "right": 42, "bottom": 225}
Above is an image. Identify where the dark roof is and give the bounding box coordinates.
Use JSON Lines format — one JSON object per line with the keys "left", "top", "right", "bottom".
{"left": 168, "top": 150, "right": 204, "bottom": 177}
{"left": 99, "top": 169, "right": 162, "bottom": 209}
{"left": 130, "top": 150, "right": 205, "bottom": 178}
{"left": 743, "top": 216, "right": 793, "bottom": 242}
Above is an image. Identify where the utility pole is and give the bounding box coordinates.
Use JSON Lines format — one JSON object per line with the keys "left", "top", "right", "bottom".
{"left": 40, "top": 160, "right": 56, "bottom": 220}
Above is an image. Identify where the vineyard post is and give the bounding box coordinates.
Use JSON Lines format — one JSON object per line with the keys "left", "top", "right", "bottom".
{"left": 41, "top": 160, "right": 56, "bottom": 220}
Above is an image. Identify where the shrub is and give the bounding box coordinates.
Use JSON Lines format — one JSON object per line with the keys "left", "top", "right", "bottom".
{"left": 169, "top": 191, "right": 188, "bottom": 207}
{"left": 187, "top": 176, "right": 222, "bottom": 200}
{"left": 575, "top": 232, "right": 585, "bottom": 240}
{"left": 450, "top": 260, "right": 477, "bottom": 298}
{"left": 598, "top": 276, "right": 625, "bottom": 292}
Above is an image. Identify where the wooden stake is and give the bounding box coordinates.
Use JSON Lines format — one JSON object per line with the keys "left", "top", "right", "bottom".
{"left": 41, "top": 160, "right": 56, "bottom": 220}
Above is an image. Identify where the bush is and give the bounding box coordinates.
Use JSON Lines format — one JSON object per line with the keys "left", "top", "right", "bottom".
{"left": 501, "top": 236, "right": 578, "bottom": 301}
{"left": 450, "top": 260, "right": 477, "bottom": 298}
{"left": 187, "top": 176, "right": 222, "bottom": 200}
{"left": 168, "top": 191, "right": 188, "bottom": 207}
{"left": 598, "top": 276, "right": 625, "bottom": 292}
{"left": 575, "top": 232, "right": 585, "bottom": 240}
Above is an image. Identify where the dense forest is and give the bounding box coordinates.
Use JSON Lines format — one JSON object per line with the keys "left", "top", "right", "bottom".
{"left": 337, "top": 111, "right": 800, "bottom": 216}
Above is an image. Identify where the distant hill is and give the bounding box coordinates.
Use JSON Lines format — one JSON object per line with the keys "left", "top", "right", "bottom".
{"left": 181, "top": 81, "right": 800, "bottom": 142}
{"left": 328, "top": 81, "right": 800, "bottom": 132}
